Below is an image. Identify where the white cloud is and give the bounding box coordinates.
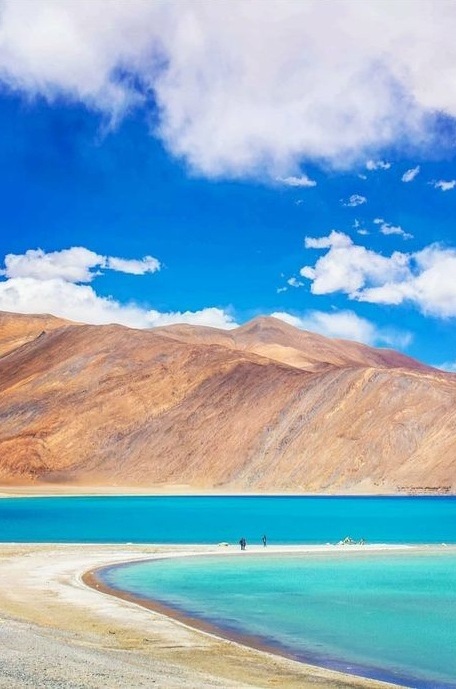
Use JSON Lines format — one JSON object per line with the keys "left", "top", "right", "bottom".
{"left": 1, "top": 2, "right": 456, "bottom": 178}
{"left": 366, "top": 160, "right": 391, "bottom": 171}
{"left": 378, "top": 222, "right": 413, "bottom": 240}
{"left": 353, "top": 219, "right": 369, "bottom": 235}
{"left": 373, "top": 217, "right": 413, "bottom": 240}
{"left": 342, "top": 194, "right": 367, "bottom": 207}
{"left": 0, "top": 247, "right": 161, "bottom": 282}
{"left": 305, "top": 230, "right": 352, "bottom": 250}
{"left": 0, "top": 246, "right": 235, "bottom": 329}
{"left": 401, "top": 165, "right": 420, "bottom": 182}
{"left": 435, "top": 361, "right": 456, "bottom": 373}
{"left": 276, "top": 174, "right": 316, "bottom": 188}
{"left": 106, "top": 255, "right": 161, "bottom": 275}
{"left": 0, "top": 275, "right": 236, "bottom": 329}
{"left": 301, "top": 232, "right": 409, "bottom": 295}
{"left": 271, "top": 309, "right": 411, "bottom": 348}
{"left": 0, "top": 1, "right": 155, "bottom": 120}
{"left": 432, "top": 180, "right": 456, "bottom": 191}
{"left": 287, "top": 277, "right": 304, "bottom": 288}
{"left": 300, "top": 233, "right": 456, "bottom": 318}
{"left": 145, "top": 308, "right": 236, "bottom": 329}
{"left": 1, "top": 247, "right": 103, "bottom": 282}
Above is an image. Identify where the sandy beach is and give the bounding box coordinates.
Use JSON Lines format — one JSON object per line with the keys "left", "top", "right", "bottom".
{"left": 0, "top": 542, "right": 430, "bottom": 689}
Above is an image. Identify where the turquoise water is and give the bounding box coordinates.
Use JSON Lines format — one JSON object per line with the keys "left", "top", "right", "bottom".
{"left": 102, "top": 551, "right": 456, "bottom": 688}
{"left": 0, "top": 495, "right": 455, "bottom": 543}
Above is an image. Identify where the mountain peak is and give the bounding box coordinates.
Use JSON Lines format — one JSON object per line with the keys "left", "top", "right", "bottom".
{"left": 0, "top": 309, "right": 454, "bottom": 493}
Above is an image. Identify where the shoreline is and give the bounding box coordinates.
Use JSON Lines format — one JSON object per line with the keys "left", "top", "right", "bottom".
{"left": 1, "top": 485, "right": 454, "bottom": 498}
{"left": 83, "top": 564, "right": 308, "bottom": 665}
{"left": 0, "top": 488, "right": 417, "bottom": 498}
{"left": 0, "top": 543, "right": 419, "bottom": 689}
{"left": 83, "top": 545, "right": 455, "bottom": 689}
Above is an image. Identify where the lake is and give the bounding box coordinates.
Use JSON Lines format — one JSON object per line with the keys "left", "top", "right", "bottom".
{"left": 0, "top": 495, "right": 455, "bottom": 543}
{"left": 100, "top": 550, "right": 456, "bottom": 689}
{"left": 2, "top": 494, "right": 455, "bottom": 687}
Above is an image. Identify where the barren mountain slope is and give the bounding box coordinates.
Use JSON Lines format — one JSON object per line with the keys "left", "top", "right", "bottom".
{"left": 0, "top": 312, "right": 454, "bottom": 493}
{"left": 0, "top": 320, "right": 307, "bottom": 484}
{"left": 157, "top": 316, "right": 434, "bottom": 373}
{"left": 0, "top": 311, "right": 69, "bottom": 357}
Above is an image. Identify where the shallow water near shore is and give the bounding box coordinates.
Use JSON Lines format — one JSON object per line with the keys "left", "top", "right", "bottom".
{"left": 100, "top": 550, "right": 456, "bottom": 689}
{"left": 0, "top": 495, "right": 455, "bottom": 543}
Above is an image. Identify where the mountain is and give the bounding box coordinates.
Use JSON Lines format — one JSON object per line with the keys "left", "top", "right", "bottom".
{"left": 156, "top": 316, "right": 432, "bottom": 372}
{"left": 0, "top": 311, "right": 454, "bottom": 493}
{"left": 0, "top": 311, "right": 69, "bottom": 357}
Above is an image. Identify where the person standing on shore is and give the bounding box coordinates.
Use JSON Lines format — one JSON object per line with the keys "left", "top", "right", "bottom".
{"left": 262, "top": 534, "right": 267, "bottom": 547}
{"left": 239, "top": 537, "right": 246, "bottom": 550}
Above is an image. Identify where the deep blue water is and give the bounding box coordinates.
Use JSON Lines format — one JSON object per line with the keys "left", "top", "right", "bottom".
{"left": 0, "top": 495, "right": 455, "bottom": 543}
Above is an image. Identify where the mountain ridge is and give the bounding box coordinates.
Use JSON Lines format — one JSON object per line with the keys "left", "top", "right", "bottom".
{"left": 155, "top": 315, "right": 438, "bottom": 374}
{"left": 0, "top": 311, "right": 454, "bottom": 493}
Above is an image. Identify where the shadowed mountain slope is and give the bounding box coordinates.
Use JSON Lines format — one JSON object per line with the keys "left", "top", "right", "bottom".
{"left": 0, "top": 312, "right": 454, "bottom": 493}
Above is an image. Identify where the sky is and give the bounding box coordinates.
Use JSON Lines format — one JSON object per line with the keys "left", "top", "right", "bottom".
{"left": 0, "top": 0, "right": 456, "bottom": 368}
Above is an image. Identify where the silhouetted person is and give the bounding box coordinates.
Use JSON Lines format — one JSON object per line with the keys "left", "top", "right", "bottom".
{"left": 239, "top": 537, "right": 246, "bottom": 550}
{"left": 262, "top": 534, "right": 267, "bottom": 547}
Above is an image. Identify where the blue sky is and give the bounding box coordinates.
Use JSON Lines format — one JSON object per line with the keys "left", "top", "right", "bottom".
{"left": 0, "top": 1, "right": 456, "bottom": 368}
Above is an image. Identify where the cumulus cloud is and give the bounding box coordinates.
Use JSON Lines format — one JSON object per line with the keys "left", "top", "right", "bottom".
{"left": 366, "top": 160, "right": 391, "bottom": 171}
{"left": 305, "top": 230, "right": 352, "bottom": 250}
{"left": 287, "top": 277, "right": 304, "bottom": 288}
{"left": 401, "top": 165, "right": 420, "bottom": 182}
{"left": 378, "top": 222, "right": 413, "bottom": 240}
{"left": 432, "top": 180, "right": 456, "bottom": 191}
{"left": 342, "top": 194, "right": 367, "bottom": 207}
{"left": 1, "top": 2, "right": 456, "bottom": 178}
{"left": 301, "top": 232, "right": 409, "bottom": 295}
{"left": 300, "top": 233, "right": 456, "bottom": 318}
{"left": 373, "top": 217, "right": 412, "bottom": 239}
{"left": 1, "top": 247, "right": 102, "bottom": 282}
{"left": 106, "top": 255, "right": 161, "bottom": 275}
{"left": 271, "top": 309, "right": 411, "bottom": 348}
{"left": 276, "top": 174, "right": 316, "bottom": 187}
{"left": 0, "top": 247, "right": 160, "bottom": 282}
{"left": 0, "top": 247, "right": 235, "bottom": 329}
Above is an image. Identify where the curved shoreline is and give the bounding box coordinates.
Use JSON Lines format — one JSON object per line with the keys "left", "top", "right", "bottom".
{"left": 83, "top": 563, "right": 303, "bottom": 663}
{"left": 82, "top": 545, "right": 451, "bottom": 689}
{"left": 1, "top": 543, "right": 453, "bottom": 689}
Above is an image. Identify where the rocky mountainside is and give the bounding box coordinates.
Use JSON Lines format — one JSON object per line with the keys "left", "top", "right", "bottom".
{"left": 0, "top": 311, "right": 454, "bottom": 493}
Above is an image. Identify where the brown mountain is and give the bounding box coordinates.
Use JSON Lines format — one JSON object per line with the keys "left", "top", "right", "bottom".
{"left": 0, "top": 311, "right": 454, "bottom": 493}
{"left": 157, "top": 316, "right": 433, "bottom": 372}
